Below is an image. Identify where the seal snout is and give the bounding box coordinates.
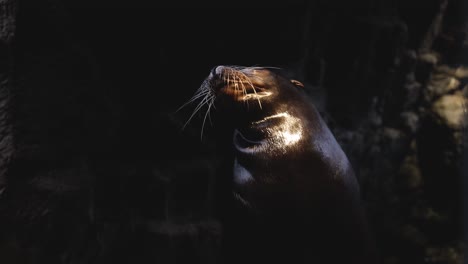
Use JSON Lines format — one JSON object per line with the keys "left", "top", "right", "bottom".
{"left": 207, "top": 65, "right": 272, "bottom": 104}
{"left": 209, "top": 65, "right": 227, "bottom": 81}
{"left": 212, "top": 65, "right": 226, "bottom": 75}
{"left": 208, "top": 66, "right": 227, "bottom": 92}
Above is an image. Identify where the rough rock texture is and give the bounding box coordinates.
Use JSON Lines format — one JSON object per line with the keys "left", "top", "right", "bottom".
{"left": 326, "top": 1, "right": 467, "bottom": 262}
{"left": 0, "top": 0, "right": 15, "bottom": 196}
{"left": 0, "top": 1, "right": 17, "bottom": 263}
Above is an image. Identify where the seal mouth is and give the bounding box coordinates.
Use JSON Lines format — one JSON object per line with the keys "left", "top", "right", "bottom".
{"left": 216, "top": 83, "right": 273, "bottom": 106}
{"left": 218, "top": 83, "right": 267, "bottom": 98}
{"left": 208, "top": 66, "right": 273, "bottom": 104}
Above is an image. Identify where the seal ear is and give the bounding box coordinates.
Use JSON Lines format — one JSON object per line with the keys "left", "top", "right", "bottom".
{"left": 290, "top": 79, "right": 304, "bottom": 88}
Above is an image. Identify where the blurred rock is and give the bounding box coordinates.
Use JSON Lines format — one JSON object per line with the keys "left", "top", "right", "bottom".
{"left": 425, "top": 246, "right": 463, "bottom": 264}
{"left": 427, "top": 72, "right": 460, "bottom": 97}
{"left": 382, "top": 127, "right": 410, "bottom": 157}
{"left": 403, "top": 73, "right": 422, "bottom": 108}
{"left": 398, "top": 152, "right": 422, "bottom": 189}
{"left": 431, "top": 92, "right": 466, "bottom": 129}
{"left": 435, "top": 65, "right": 468, "bottom": 79}
{"left": 419, "top": 52, "right": 439, "bottom": 65}
{"left": 400, "top": 111, "right": 420, "bottom": 134}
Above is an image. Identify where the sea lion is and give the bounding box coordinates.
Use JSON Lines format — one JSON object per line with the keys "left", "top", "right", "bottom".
{"left": 184, "top": 65, "right": 378, "bottom": 264}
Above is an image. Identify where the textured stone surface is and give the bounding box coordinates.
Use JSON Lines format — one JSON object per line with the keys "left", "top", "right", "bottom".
{"left": 431, "top": 93, "right": 466, "bottom": 129}
{"left": 0, "top": 0, "right": 15, "bottom": 193}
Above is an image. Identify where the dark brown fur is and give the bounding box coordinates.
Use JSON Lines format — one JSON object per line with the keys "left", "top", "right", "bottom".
{"left": 195, "top": 66, "right": 379, "bottom": 264}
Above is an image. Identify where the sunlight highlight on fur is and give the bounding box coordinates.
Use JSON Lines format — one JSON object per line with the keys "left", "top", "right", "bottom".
{"left": 177, "top": 65, "right": 278, "bottom": 140}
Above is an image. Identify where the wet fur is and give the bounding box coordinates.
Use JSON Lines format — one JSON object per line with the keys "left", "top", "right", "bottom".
{"left": 180, "top": 66, "right": 379, "bottom": 264}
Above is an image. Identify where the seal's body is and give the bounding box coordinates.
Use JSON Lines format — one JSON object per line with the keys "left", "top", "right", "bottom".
{"left": 191, "top": 66, "right": 377, "bottom": 264}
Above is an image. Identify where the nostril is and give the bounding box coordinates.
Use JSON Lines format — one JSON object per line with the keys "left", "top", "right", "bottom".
{"left": 209, "top": 66, "right": 225, "bottom": 92}
{"left": 212, "top": 65, "right": 227, "bottom": 76}
{"left": 210, "top": 66, "right": 218, "bottom": 76}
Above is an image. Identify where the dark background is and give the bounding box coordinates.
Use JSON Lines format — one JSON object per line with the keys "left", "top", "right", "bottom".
{"left": 0, "top": 1, "right": 467, "bottom": 264}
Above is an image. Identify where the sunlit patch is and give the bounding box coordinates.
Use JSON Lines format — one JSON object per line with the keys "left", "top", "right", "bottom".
{"left": 253, "top": 112, "right": 303, "bottom": 146}
{"left": 177, "top": 65, "right": 294, "bottom": 143}
{"left": 235, "top": 112, "right": 304, "bottom": 155}
{"left": 281, "top": 130, "right": 302, "bottom": 145}
{"left": 290, "top": 79, "right": 304, "bottom": 88}
{"left": 242, "top": 91, "right": 273, "bottom": 101}
{"left": 176, "top": 65, "right": 267, "bottom": 140}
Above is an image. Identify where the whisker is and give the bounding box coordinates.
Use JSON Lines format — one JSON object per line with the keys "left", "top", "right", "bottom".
{"left": 223, "top": 72, "right": 229, "bottom": 85}
{"left": 234, "top": 74, "right": 239, "bottom": 91}
{"left": 240, "top": 78, "right": 247, "bottom": 97}
{"left": 207, "top": 100, "right": 214, "bottom": 125}
{"left": 235, "top": 74, "right": 242, "bottom": 101}
{"left": 239, "top": 77, "right": 249, "bottom": 109}
{"left": 227, "top": 69, "right": 231, "bottom": 87}
{"left": 185, "top": 79, "right": 209, "bottom": 95}
{"left": 238, "top": 71, "right": 262, "bottom": 109}
{"left": 249, "top": 66, "right": 282, "bottom": 70}
{"left": 200, "top": 94, "right": 215, "bottom": 140}
{"left": 175, "top": 88, "right": 210, "bottom": 113}
{"left": 182, "top": 93, "right": 212, "bottom": 129}
{"left": 185, "top": 86, "right": 210, "bottom": 102}
{"left": 226, "top": 65, "right": 245, "bottom": 70}
{"left": 224, "top": 65, "right": 283, "bottom": 71}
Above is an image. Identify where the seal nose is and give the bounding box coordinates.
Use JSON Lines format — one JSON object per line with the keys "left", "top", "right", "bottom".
{"left": 208, "top": 66, "right": 227, "bottom": 92}
{"left": 210, "top": 65, "right": 227, "bottom": 77}
{"left": 210, "top": 66, "right": 219, "bottom": 76}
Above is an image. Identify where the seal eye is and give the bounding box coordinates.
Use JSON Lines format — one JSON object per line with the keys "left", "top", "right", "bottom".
{"left": 290, "top": 79, "right": 304, "bottom": 88}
